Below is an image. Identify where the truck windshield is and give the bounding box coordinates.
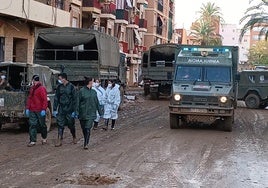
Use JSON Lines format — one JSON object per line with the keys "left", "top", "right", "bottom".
{"left": 205, "top": 67, "right": 231, "bottom": 83}
{"left": 175, "top": 66, "right": 231, "bottom": 83}
{"left": 175, "top": 66, "right": 202, "bottom": 81}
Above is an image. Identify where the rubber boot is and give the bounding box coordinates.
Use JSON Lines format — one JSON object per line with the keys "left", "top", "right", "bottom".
{"left": 103, "top": 119, "right": 109, "bottom": 131}
{"left": 55, "top": 128, "right": 64, "bottom": 147}
{"left": 84, "top": 128, "right": 90, "bottom": 149}
{"left": 111, "top": 119, "right": 116, "bottom": 130}
{"left": 93, "top": 121, "right": 98, "bottom": 130}
{"left": 70, "top": 127, "right": 77, "bottom": 144}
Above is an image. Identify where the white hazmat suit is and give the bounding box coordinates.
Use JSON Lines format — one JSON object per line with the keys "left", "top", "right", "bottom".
{"left": 103, "top": 84, "right": 121, "bottom": 120}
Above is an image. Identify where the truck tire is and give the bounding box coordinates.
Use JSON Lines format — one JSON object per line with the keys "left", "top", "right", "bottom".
{"left": 223, "top": 116, "right": 233, "bottom": 132}
{"left": 150, "top": 93, "right": 159, "bottom": 100}
{"left": 144, "top": 87, "right": 150, "bottom": 96}
{"left": 46, "top": 108, "right": 52, "bottom": 132}
{"left": 170, "top": 114, "right": 178, "bottom": 129}
{"left": 245, "top": 93, "right": 260, "bottom": 109}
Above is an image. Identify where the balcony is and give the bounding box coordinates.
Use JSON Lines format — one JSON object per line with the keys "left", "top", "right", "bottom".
{"left": 82, "top": 0, "right": 101, "bottom": 14}
{"left": 137, "top": 0, "right": 148, "bottom": 5}
{"left": 115, "top": 9, "right": 129, "bottom": 25}
{"left": 127, "top": 15, "right": 139, "bottom": 29}
{"left": 70, "top": 0, "right": 82, "bottom": 6}
{"left": 138, "top": 19, "right": 147, "bottom": 32}
{"left": 0, "top": 0, "right": 70, "bottom": 27}
{"left": 119, "top": 41, "right": 128, "bottom": 53}
{"left": 100, "top": 2, "right": 116, "bottom": 20}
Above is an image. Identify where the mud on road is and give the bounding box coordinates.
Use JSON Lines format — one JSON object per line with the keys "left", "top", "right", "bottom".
{"left": 0, "top": 95, "right": 267, "bottom": 188}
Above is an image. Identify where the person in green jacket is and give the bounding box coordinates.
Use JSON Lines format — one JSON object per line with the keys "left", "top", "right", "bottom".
{"left": 76, "top": 77, "right": 103, "bottom": 149}
{"left": 53, "top": 73, "right": 77, "bottom": 147}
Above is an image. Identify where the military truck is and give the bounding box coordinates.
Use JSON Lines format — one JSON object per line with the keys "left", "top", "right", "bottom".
{"left": 33, "top": 27, "right": 126, "bottom": 87}
{"left": 237, "top": 70, "right": 268, "bottom": 109}
{"left": 169, "top": 45, "right": 239, "bottom": 131}
{"left": 0, "top": 62, "right": 59, "bottom": 131}
{"left": 142, "top": 43, "right": 178, "bottom": 99}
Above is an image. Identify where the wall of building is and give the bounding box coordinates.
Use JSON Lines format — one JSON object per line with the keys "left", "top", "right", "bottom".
{"left": 0, "top": 18, "right": 33, "bottom": 63}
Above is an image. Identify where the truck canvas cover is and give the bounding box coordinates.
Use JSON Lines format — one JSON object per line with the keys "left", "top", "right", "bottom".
{"left": 34, "top": 27, "right": 120, "bottom": 81}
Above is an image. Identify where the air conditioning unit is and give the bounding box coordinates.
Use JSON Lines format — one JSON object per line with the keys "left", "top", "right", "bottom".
{"left": 93, "top": 25, "right": 98, "bottom": 31}
{"left": 100, "top": 26, "right": 105, "bottom": 33}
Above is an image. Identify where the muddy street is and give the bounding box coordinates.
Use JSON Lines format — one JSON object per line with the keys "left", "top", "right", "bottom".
{"left": 0, "top": 95, "right": 267, "bottom": 188}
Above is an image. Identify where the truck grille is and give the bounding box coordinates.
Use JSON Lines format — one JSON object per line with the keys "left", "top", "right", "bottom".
{"left": 181, "top": 95, "right": 219, "bottom": 106}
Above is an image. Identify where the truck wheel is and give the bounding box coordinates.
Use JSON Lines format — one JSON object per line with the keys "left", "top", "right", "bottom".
{"left": 245, "top": 94, "right": 260, "bottom": 109}
{"left": 170, "top": 114, "right": 178, "bottom": 129}
{"left": 46, "top": 108, "right": 52, "bottom": 132}
{"left": 144, "top": 85, "right": 150, "bottom": 96}
{"left": 223, "top": 117, "right": 233, "bottom": 132}
{"left": 150, "top": 93, "right": 159, "bottom": 100}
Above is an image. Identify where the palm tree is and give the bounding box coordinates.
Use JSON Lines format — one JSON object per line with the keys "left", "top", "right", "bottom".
{"left": 239, "top": 0, "right": 268, "bottom": 41}
{"left": 190, "top": 20, "right": 222, "bottom": 45}
{"left": 199, "top": 2, "right": 223, "bottom": 26}
{"left": 189, "top": 2, "right": 223, "bottom": 45}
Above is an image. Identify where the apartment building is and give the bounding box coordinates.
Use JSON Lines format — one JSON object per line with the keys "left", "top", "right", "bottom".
{"left": 0, "top": 0, "right": 176, "bottom": 85}
{"left": 0, "top": 0, "right": 81, "bottom": 63}
{"left": 144, "top": 0, "right": 175, "bottom": 46}
{"left": 220, "top": 24, "right": 250, "bottom": 66}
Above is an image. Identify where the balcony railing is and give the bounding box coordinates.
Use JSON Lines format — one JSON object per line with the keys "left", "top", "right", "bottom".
{"left": 139, "top": 19, "right": 147, "bottom": 29}
{"left": 101, "top": 2, "right": 116, "bottom": 15}
{"left": 83, "top": 0, "right": 101, "bottom": 9}
{"left": 119, "top": 41, "right": 128, "bottom": 53}
{"left": 130, "top": 15, "right": 139, "bottom": 25}
{"left": 116, "top": 9, "right": 129, "bottom": 21}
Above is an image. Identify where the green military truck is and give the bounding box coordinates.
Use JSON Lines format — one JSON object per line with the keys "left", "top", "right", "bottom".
{"left": 142, "top": 43, "right": 178, "bottom": 99}
{"left": 169, "top": 45, "right": 239, "bottom": 131}
{"left": 33, "top": 27, "right": 126, "bottom": 87}
{"left": 0, "top": 62, "right": 59, "bottom": 131}
{"left": 238, "top": 70, "right": 268, "bottom": 109}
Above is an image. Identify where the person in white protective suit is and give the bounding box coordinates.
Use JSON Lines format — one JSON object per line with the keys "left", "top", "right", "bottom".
{"left": 92, "top": 79, "right": 106, "bottom": 130}
{"left": 102, "top": 80, "right": 121, "bottom": 130}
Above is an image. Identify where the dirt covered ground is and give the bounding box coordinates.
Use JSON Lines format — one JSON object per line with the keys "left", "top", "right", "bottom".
{"left": 0, "top": 91, "right": 267, "bottom": 188}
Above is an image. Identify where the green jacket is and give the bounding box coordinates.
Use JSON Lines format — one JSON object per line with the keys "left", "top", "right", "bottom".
{"left": 76, "top": 86, "right": 102, "bottom": 120}
{"left": 53, "top": 82, "right": 77, "bottom": 114}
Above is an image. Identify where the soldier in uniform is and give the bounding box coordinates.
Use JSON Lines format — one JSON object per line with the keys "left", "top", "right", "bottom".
{"left": 53, "top": 73, "right": 77, "bottom": 147}
{"left": 76, "top": 77, "right": 103, "bottom": 149}
{"left": 25, "top": 75, "right": 48, "bottom": 147}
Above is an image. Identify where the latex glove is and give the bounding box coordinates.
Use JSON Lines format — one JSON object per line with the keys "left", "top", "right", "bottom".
{"left": 52, "top": 111, "right": 58, "bottom": 117}
{"left": 40, "top": 110, "right": 46, "bottom": 117}
{"left": 71, "top": 112, "right": 76, "bottom": 118}
{"left": 25, "top": 109, "right": 30, "bottom": 117}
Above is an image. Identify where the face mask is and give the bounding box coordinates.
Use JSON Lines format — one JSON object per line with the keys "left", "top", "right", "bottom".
{"left": 58, "top": 80, "right": 63, "bottom": 84}
{"left": 1, "top": 75, "right": 6, "bottom": 79}
{"left": 108, "top": 83, "right": 112, "bottom": 88}
{"left": 95, "top": 83, "right": 100, "bottom": 87}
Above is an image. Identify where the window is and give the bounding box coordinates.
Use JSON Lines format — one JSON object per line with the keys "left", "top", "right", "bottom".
{"left": 72, "top": 17, "right": 78, "bottom": 28}
{"left": 259, "top": 75, "right": 268, "bottom": 83}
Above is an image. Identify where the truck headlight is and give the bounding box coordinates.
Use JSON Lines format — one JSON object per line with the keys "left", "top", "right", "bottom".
{"left": 174, "top": 94, "right": 181, "bottom": 101}
{"left": 220, "top": 96, "right": 227, "bottom": 103}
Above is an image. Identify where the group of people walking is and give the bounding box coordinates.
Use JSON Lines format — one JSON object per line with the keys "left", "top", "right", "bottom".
{"left": 25, "top": 73, "right": 121, "bottom": 149}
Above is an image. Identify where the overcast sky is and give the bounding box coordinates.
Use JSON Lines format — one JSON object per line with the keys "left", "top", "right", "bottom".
{"left": 174, "top": 0, "right": 255, "bottom": 29}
